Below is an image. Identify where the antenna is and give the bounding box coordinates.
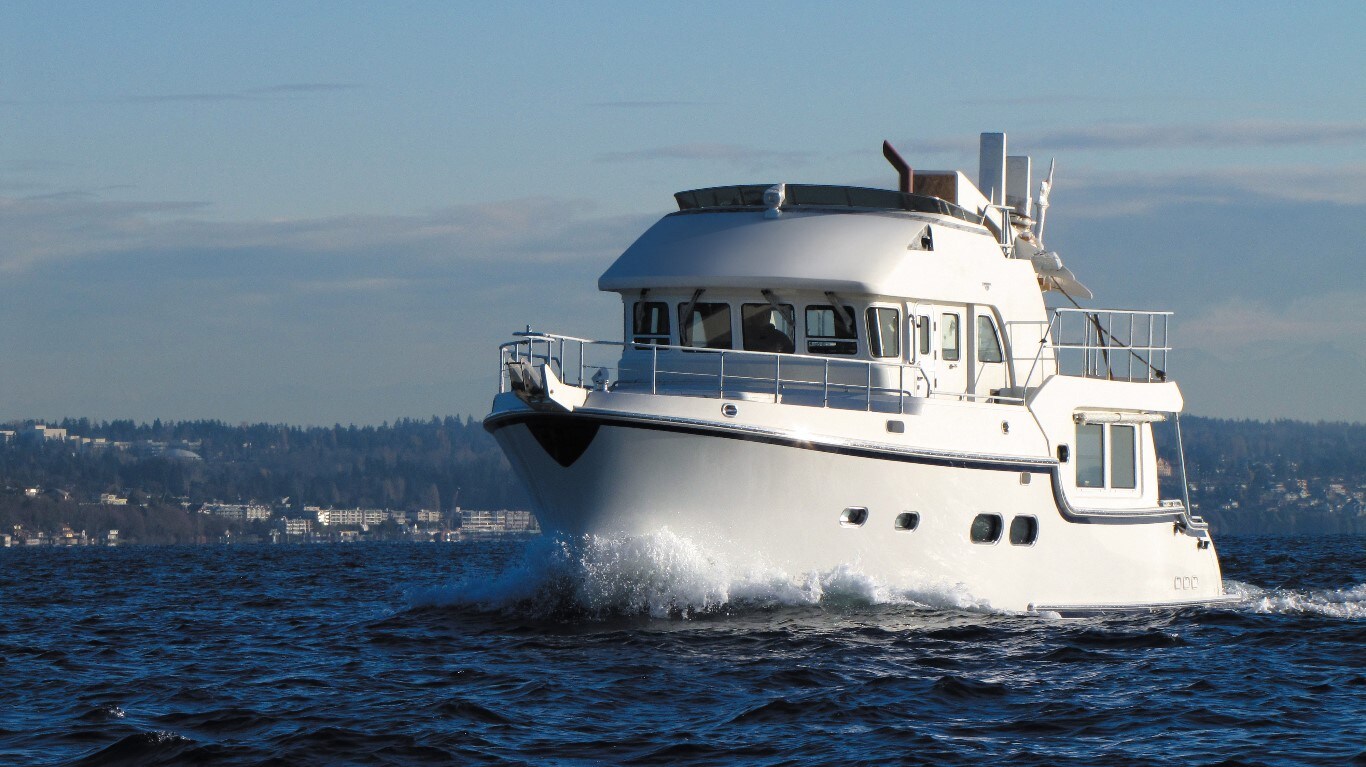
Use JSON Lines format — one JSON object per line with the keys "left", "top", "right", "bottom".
{"left": 1034, "top": 158, "right": 1056, "bottom": 243}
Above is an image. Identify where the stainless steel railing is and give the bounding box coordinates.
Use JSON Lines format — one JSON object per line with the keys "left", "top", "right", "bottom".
{"left": 1048, "top": 308, "right": 1171, "bottom": 383}
{"left": 497, "top": 332, "right": 990, "bottom": 414}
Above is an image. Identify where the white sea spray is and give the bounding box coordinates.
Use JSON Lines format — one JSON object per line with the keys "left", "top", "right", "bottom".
{"left": 407, "top": 529, "right": 995, "bottom": 618}
{"left": 1223, "top": 580, "right": 1366, "bottom": 619}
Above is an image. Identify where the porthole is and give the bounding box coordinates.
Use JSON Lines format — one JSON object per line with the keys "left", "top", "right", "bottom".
{"left": 840, "top": 507, "right": 868, "bottom": 527}
{"left": 894, "top": 512, "right": 920, "bottom": 531}
{"left": 1008, "top": 515, "right": 1038, "bottom": 546}
{"left": 969, "top": 513, "right": 1002, "bottom": 544}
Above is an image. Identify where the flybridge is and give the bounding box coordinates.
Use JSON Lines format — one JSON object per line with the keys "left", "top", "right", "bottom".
{"left": 672, "top": 134, "right": 1045, "bottom": 239}
{"left": 673, "top": 184, "right": 986, "bottom": 226}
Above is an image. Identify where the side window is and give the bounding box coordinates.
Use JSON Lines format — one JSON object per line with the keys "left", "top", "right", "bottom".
{"left": 866, "top": 307, "right": 900, "bottom": 358}
{"left": 679, "top": 303, "right": 732, "bottom": 349}
{"left": 941, "top": 313, "right": 960, "bottom": 361}
{"left": 805, "top": 305, "right": 857, "bottom": 355}
{"left": 1076, "top": 422, "right": 1140, "bottom": 491}
{"left": 918, "top": 315, "right": 931, "bottom": 356}
{"left": 976, "top": 315, "right": 1003, "bottom": 363}
{"left": 970, "top": 513, "right": 1003, "bottom": 544}
{"left": 632, "top": 301, "right": 670, "bottom": 346}
{"left": 741, "top": 303, "right": 795, "bottom": 353}
{"left": 1076, "top": 422, "right": 1105, "bottom": 488}
{"left": 1111, "top": 425, "right": 1137, "bottom": 489}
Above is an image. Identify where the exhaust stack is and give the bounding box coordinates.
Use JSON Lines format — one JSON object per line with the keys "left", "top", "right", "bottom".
{"left": 882, "top": 140, "right": 913, "bottom": 194}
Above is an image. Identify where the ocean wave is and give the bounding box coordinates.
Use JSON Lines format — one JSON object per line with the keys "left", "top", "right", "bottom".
{"left": 1223, "top": 580, "right": 1366, "bottom": 619}
{"left": 407, "top": 530, "right": 989, "bottom": 619}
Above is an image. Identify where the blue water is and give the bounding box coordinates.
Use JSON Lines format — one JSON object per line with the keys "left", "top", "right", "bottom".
{"left": 1, "top": 534, "right": 1362, "bottom": 766}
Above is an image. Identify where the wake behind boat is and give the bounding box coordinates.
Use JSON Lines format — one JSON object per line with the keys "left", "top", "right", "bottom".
{"left": 484, "top": 132, "right": 1234, "bottom": 614}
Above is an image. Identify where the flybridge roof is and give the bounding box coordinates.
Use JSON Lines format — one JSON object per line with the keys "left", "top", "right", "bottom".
{"left": 674, "top": 184, "right": 985, "bottom": 227}
{"left": 597, "top": 204, "right": 1029, "bottom": 303}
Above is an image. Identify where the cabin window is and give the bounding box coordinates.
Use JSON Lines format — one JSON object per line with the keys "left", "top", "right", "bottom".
{"left": 894, "top": 511, "right": 920, "bottom": 531}
{"left": 941, "top": 313, "right": 961, "bottom": 361}
{"left": 866, "top": 307, "right": 900, "bottom": 358}
{"left": 741, "top": 303, "right": 795, "bottom": 354}
{"left": 805, "top": 305, "right": 857, "bottom": 355}
{"left": 1076, "top": 423, "right": 1105, "bottom": 488}
{"left": 679, "top": 302, "right": 732, "bottom": 349}
{"left": 970, "top": 513, "right": 1003, "bottom": 544}
{"left": 1077, "top": 422, "right": 1139, "bottom": 491}
{"left": 918, "top": 315, "right": 931, "bottom": 357}
{"left": 976, "top": 315, "right": 1003, "bottom": 363}
{"left": 1111, "top": 425, "right": 1137, "bottom": 489}
{"left": 632, "top": 301, "right": 670, "bottom": 347}
{"left": 1009, "top": 516, "right": 1038, "bottom": 546}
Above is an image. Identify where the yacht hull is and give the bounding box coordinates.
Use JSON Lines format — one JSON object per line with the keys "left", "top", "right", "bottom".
{"left": 486, "top": 402, "right": 1228, "bottom": 614}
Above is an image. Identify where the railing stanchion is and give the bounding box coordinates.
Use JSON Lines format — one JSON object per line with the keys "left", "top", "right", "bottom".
{"left": 866, "top": 363, "right": 872, "bottom": 411}
{"left": 823, "top": 359, "right": 830, "bottom": 408}
{"left": 774, "top": 355, "right": 781, "bottom": 402}
{"left": 899, "top": 365, "right": 905, "bottom": 414}
{"left": 719, "top": 352, "right": 725, "bottom": 399}
{"left": 652, "top": 344, "right": 658, "bottom": 395}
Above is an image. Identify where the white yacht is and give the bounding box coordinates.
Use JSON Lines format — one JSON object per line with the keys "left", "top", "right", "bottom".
{"left": 485, "top": 132, "right": 1234, "bottom": 614}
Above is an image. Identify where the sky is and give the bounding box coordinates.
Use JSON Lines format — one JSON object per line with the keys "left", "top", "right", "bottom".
{"left": 2, "top": 1, "right": 1364, "bottom": 425}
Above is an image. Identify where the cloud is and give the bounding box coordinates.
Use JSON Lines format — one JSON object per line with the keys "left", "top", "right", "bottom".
{"left": 247, "top": 83, "right": 360, "bottom": 95}
{"left": 1054, "top": 163, "right": 1366, "bottom": 217}
{"left": 123, "top": 83, "right": 362, "bottom": 104}
{"left": 0, "top": 188, "right": 643, "bottom": 421}
{"left": 587, "top": 100, "right": 698, "bottom": 108}
{"left": 595, "top": 143, "right": 817, "bottom": 171}
{"left": 1180, "top": 293, "right": 1366, "bottom": 355}
{"left": 1022, "top": 120, "right": 1366, "bottom": 152}
{"left": 879, "top": 120, "right": 1366, "bottom": 172}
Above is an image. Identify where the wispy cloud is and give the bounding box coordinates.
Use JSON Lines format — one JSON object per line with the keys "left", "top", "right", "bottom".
{"left": 1059, "top": 163, "right": 1366, "bottom": 216}
{"left": 1181, "top": 293, "right": 1366, "bottom": 355}
{"left": 595, "top": 143, "right": 815, "bottom": 170}
{"left": 0, "top": 189, "right": 644, "bottom": 278}
{"left": 587, "top": 100, "right": 698, "bottom": 109}
{"left": 1023, "top": 120, "right": 1366, "bottom": 152}
{"left": 124, "top": 82, "right": 361, "bottom": 104}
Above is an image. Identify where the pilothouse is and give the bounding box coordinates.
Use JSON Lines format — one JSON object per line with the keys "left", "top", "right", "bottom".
{"left": 486, "top": 132, "right": 1234, "bottom": 614}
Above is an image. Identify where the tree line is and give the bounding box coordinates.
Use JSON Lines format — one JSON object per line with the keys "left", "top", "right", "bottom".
{"left": 2, "top": 416, "right": 527, "bottom": 515}
{"left": 3, "top": 414, "right": 1363, "bottom": 542}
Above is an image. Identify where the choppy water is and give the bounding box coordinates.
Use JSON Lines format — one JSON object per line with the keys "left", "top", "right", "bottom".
{"left": 1, "top": 534, "right": 1362, "bottom": 766}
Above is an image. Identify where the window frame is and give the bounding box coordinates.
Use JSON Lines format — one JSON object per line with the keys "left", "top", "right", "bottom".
{"left": 741, "top": 302, "right": 796, "bottom": 354}
{"left": 866, "top": 306, "right": 901, "bottom": 359}
{"left": 969, "top": 513, "right": 1003, "bottom": 544}
{"left": 804, "top": 304, "right": 858, "bottom": 356}
{"left": 1075, "top": 421, "right": 1142, "bottom": 493}
{"left": 631, "top": 301, "right": 671, "bottom": 347}
{"left": 1110, "top": 424, "right": 1138, "bottom": 490}
{"left": 976, "top": 314, "right": 1003, "bottom": 364}
{"left": 941, "top": 312, "right": 961, "bottom": 362}
{"left": 1076, "top": 422, "right": 1106, "bottom": 489}
{"left": 678, "top": 302, "right": 733, "bottom": 350}
{"left": 1008, "top": 515, "right": 1038, "bottom": 546}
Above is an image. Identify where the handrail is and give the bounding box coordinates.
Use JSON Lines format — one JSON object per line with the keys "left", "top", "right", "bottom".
{"left": 1044, "top": 308, "right": 1172, "bottom": 383}
{"left": 497, "top": 332, "right": 1026, "bottom": 413}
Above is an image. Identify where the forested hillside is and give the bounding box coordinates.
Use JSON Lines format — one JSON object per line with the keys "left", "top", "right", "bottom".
{"left": 2, "top": 416, "right": 526, "bottom": 515}
{"left": 3, "top": 415, "right": 1363, "bottom": 541}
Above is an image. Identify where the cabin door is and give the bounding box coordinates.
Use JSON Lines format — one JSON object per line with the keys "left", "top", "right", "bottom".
{"left": 968, "top": 305, "right": 1009, "bottom": 396}
{"left": 909, "top": 304, "right": 935, "bottom": 395}
{"left": 937, "top": 307, "right": 967, "bottom": 397}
